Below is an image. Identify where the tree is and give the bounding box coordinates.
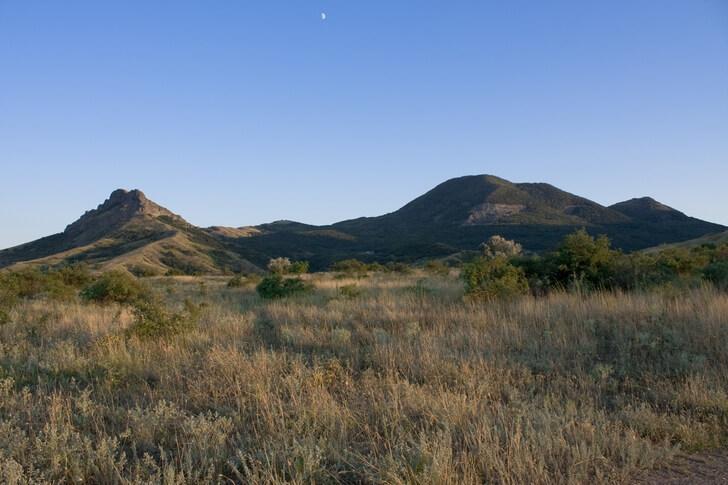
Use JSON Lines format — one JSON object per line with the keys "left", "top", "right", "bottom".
{"left": 267, "top": 257, "right": 292, "bottom": 275}
{"left": 462, "top": 256, "right": 529, "bottom": 300}
{"left": 553, "top": 229, "right": 619, "bottom": 289}
{"left": 481, "top": 235, "right": 522, "bottom": 259}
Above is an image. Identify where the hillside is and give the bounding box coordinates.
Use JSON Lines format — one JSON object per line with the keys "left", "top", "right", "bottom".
{"left": 2, "top": 177, "right": 725, "bottom": 272}
{"left": 0, "top": 189, "right": 260, "bottom": 275}
{"left": 644, "top": 229, "right": 728, "bottom": 253}
{"left": 225, "top": 175, "right": 724, "bottom": 268}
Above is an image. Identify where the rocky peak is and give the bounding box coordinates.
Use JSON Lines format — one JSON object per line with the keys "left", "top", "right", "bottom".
{"left": 97, "top": 189, "right": 172, "bottom": 218}
{"left": 62, "top": 189, "right": 184, "bottom": 245}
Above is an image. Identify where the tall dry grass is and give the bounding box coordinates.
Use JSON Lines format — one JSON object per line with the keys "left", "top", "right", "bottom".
{"left": 0, "top": 273, "right": 727, "bottom": 483}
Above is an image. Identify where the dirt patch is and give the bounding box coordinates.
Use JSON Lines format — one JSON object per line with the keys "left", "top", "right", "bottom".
{"left": 635, "top": 451, "right": 728, "bottom": 484}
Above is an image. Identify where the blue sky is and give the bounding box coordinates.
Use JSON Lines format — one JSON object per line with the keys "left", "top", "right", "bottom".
{"left": 1, "top": 1, "right": 727, "bottom": 249}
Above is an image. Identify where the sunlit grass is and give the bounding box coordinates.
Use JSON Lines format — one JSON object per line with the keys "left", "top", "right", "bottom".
{"left": 1, "top": 273, "right": 727, "bottom": 483}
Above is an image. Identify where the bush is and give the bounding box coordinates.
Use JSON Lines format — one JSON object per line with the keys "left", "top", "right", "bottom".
{"left": 80, "top": 271, "right": 147, "bottom": 305}
{"left": 385, "top": 262, "right": 412, "bottom": 274}
{"left": 127, "top": 298, "right": 201, "bottom": 339}
{"left": 366, "top": 262, "right": 385, "bottom": 272}
{"left": 267, "top": 257, "right": 292, "bottom": 275}
{"left": 0, "top": 282, "right": 16, "bottom": 325}
{"left": 462, "top": 256, "right": 529, "bottom": 300}
{"left": 128, "top": 264, "right": 160, "bottom": 278}
{"left": 0, "top": 265, "right": 94, "bottom": 320}
{"left": 226, "top": 275, "right": 245, "bottom": 288}
{"left": 256, "top": 275, "right": 312, "bottom": 299}
{"left": 424, "top": 260, "right": 450, "bottom": 276}
{"left": 55, "top": 263, "right": 93, "bottom": 287}
{"left": 481, "top": 235, "right": 523, "bottom": 259}
{"left": 289, "top": 260, "right": 310, "bottom": 274}
{"left": 704, "top": 261, "right": 728, "bottom": 290}
{"left": 0, "top": 267, "right": 81, "bottom": 302}
{"left": 338, "top": 284, "right": 361, "bottom": 299}
{"left": 552, "top": 229, "right": 619, "bottom": 290}
{"left": 610, "top": 252, "right": 689, "bottom": 290}
{"left": 331, "top": 259, "right": 368, "bottom": 276}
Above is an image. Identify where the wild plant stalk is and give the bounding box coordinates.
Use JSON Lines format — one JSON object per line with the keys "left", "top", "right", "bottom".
{"left": 0, "top": 273, "right": 727, "bottom": 483}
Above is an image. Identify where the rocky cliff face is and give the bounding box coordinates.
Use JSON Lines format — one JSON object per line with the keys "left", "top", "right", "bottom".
{"left": 62, "top": 189, "right": 185, "bottom": 247}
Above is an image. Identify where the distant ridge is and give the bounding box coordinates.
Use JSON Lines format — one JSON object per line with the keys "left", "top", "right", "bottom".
{"left": 233, "top": 174, "right": 723, "bottom": 267}
{"left": 1, "top": 176, "right": 725, "bottom": 273}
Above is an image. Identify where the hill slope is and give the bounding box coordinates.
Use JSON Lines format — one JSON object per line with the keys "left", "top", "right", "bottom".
{"left": 0, "top": 189, "right": 260, "bottom": 275}
{"left": 644, "top": 230, "right": 728, "bottom": 252}
{"left": 2, "top": 177, "right": 724, "bottom": 272}
{"left": 219, "top": 175, "right": 725, "bottom": 268}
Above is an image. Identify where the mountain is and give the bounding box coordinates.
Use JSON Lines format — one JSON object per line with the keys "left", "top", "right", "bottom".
{"left": 0, "top": 189, "right": 260, "bottom": 275}
{"left": 610, "top": 197, "right": 691, "bottom": 222}
{"left": 604, "top": 196, "right": 726, "bottom": 250}
{"left": 1, "top": 176, "right": 725, "bottom": 273}
{"left": 371, "top": 175, "right": 630, "bottom": 227}
{"left": 223, "top": 175, "right": 725, "bottom": 268}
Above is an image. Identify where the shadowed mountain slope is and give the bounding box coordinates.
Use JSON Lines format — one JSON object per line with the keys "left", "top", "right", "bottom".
{"left": 221, "top": 175, "right": 725, "bottom": 269}
{"left": 2, "top": 176, "right": 725, "bottom": 272}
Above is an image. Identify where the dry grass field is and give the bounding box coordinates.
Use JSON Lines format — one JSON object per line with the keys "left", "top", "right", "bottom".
{"left": 1, "top": 271, "right": 728, "bottom": 483}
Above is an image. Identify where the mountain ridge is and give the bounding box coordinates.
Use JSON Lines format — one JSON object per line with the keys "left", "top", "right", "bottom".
{"left": 1, "top": 175, "right": 725, "bottom": 273}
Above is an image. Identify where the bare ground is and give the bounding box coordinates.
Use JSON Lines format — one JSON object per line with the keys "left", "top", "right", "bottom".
{"left": 636, "top": 451, "right": 728, "bottom": 484}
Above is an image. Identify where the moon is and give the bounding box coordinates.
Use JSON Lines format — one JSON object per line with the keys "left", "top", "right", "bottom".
{"left": 321, "top": 12, "right": 327, "bottom": 20}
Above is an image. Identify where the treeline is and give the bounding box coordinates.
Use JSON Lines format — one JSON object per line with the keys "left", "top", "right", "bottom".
{"left": 463, "top": 230, "right": 728, "bottom": 299}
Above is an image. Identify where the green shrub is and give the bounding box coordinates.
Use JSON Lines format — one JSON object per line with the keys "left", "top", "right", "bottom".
{"left": 385, "top": 262, "right": 412, "bottom": 274}
{"left": 0, "top": 267, "right": 79, "bottom": 302}
{"left": 0, "top": 308, "right": 10, "bottom": 325}
{"left": 55, "top": 263, "right": 93, "bottom": 287}
{"left": 424, "top": 260, "right": 450, "bottom": 276}
{"left": 338, "top": 284, "right": 361, "bottom": 299}
{"left": 128, "top": 264, "right": 160, "bottom": 278}
{"left": 127, "top": 298, "right": 201, "bottom": 339}
{"left": 366, "top": 262, "right": 385, "bottom": 272}
{"left": 289, "top": 260, "right": 310, "bottom": 274}
{"left": 610, "top": 252, "right": 696, "bottom": 290}
{"left": 0, "top": 283, "right": 16, "bottom": 325}
{"left": 256, "top": 275, "right": 312, "bottom": 299}
{"left": 704, "top": 261, "right": 728, "bottom": 290}
{"left": 462, "top": 256, "right": 529, "bottom": 300}
{"left": 551, "top": 229, "right": 620, "bottom": 290}
{"left": 80, "top": 271, "right": 147, "bottom": 305}
{"left": 226, "top": 275, "right": 245, "bottom": 288}
{"left": 0, "top": 265, "right": 92, "bottom": 320}
{"left": 331, "top": 259, "right": 368, "bottom": 276}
